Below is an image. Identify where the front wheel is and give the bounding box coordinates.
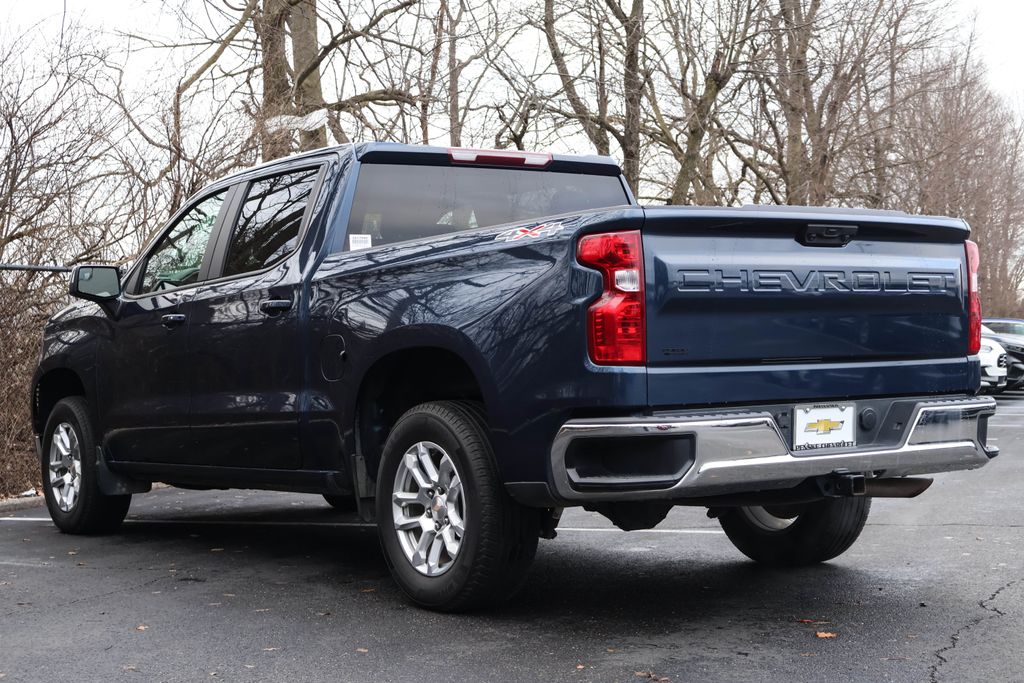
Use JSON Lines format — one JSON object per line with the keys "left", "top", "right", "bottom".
{"left": 41, "top": 397, "right": 131, "bottom": 534}
{"left": 376, "top": 401, "right": 539, "bottom": 611}
{"left": 717, "top": 497, "right": 870, "bottom": 566}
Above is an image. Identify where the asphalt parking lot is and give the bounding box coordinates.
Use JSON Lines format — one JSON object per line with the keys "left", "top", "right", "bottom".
{"left": 1, "top": 392, "right": 1022, "bottom": 683}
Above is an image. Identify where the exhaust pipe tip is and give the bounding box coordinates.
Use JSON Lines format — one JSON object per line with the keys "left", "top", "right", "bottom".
{"left": 864, "top": 477, "right": 934, "bottom": 498}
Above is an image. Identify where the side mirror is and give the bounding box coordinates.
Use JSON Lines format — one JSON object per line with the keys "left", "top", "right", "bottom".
{"left": 69, "top": 265, "right": 121, "bottom": 303}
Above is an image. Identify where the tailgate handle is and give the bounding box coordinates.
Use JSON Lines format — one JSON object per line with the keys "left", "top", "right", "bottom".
{"left": 801, "top": 223, "right": 857, "bottom": 247}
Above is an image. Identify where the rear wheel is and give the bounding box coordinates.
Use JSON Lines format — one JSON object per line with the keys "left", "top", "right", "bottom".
{"left": 376, "top": 401, "right": 539, "bottom": 611}
{"left": 41, "top": 397, "right": 131, "bottom": 534}
{"left": 717, "top": 497, "right": 870, "bottom": 566}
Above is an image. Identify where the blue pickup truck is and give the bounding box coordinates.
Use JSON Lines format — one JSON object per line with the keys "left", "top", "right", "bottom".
{"left": 32, "top": 143, "right": 997, "bottom": 610}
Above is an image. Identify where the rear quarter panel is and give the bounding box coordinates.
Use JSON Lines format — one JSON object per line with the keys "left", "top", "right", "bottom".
{"left": 307, "top": 207, "right": 647, "bottom": 483}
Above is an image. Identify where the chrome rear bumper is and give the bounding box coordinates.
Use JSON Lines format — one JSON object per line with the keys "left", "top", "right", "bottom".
{"left": 550, "top": 396, "right": 998, "bottom": 502}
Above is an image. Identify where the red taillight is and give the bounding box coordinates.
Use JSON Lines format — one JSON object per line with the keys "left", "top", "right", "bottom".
{"left": 577, "top": 230, "right": 645, "bottom": 365}
{"left": 965, "top": 240, "right": 981, "bottom": 355}
{"left": 448, "top": 147, "right": 552, "bottom": 167}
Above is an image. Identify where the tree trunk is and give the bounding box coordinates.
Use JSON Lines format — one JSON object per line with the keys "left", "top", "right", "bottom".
{"left": 619, "top": 0, "right": 644, "bottom": 193}
{"left": 289, "top": 0, "right": 327, "bottom": 151}
{"left": 256, "top": 0, "right": 292, "bottom": 160}
{"left": 444, "top": 0, "right": 465, "bottom": 147}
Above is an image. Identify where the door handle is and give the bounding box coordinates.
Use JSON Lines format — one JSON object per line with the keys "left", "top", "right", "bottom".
{"left": 259, "top": 299, "right": 292, "bottom": 316}
{"left": 161, "top": 313, "right": 186, "bottom": 328}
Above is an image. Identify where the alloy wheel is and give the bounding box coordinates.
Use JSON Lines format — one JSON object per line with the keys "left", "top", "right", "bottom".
{"left": 391, "top": 441, "right": 467, "bottom": 576}
{"left": 49, "top": 422, "right": 82, "bottom": 513}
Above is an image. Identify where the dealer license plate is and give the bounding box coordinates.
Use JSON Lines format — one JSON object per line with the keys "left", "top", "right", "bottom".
{"left": 792, "top": 403, "right": 856, "bottom": 452}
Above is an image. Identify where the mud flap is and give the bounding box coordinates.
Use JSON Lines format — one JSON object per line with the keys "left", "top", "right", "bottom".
{"left": 95, "top": 447, "right": 151, "bottom": 495}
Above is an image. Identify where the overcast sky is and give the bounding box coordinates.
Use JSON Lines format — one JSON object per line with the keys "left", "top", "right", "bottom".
{"left": 5, "top": 0, "right": 1023, "bottom": 107}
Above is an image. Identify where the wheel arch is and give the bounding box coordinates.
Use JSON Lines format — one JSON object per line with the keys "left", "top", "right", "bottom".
{"left": 33, "top": 366, "right": 89, "bottom": 435}
{"left": 352, "top": 335, "right": 497, "bottom": 481}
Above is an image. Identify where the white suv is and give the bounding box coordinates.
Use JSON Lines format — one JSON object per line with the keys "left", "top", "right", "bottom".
{"left": 980, "top": 335, "right": 1008, "bottom": 393}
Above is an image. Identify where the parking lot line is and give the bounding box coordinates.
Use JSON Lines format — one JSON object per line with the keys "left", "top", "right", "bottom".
{"left": 559, "top": 527, "right": 724, "bottom": 535}
{"left": 0, "top": 516, "right": 724, "bottom": 534}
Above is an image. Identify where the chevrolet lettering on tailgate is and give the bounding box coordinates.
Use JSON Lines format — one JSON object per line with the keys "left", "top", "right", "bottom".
{"left": 673, "top": 268, "right": 959, "bottom": 293}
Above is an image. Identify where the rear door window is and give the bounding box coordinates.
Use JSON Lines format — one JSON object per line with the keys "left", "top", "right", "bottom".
{"left": 222, "top": 168, "right": 320, "bottom": 277}
{"left": 346, "top": 164, "right": 628, "bottom": 250}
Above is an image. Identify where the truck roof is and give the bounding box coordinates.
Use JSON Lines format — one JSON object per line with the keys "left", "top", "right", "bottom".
{"left": 212, "top": 142, "right": 622, "bottom": 188}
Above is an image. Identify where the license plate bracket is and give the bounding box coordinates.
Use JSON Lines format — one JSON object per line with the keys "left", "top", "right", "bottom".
{"left": 792, "top": 403, "right": 856, "bottom": 452}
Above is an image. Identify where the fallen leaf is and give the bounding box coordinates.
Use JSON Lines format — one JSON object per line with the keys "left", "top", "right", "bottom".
{"left": 606, "top": 648, "right": 618, "bottom": 653}
{"left": 135, "top": 624, "right": 149, "bottom": 632}
{"left": 360, "top": 588, "right": 376, "bottom": 593}
{"left": 815, "top": 631, "right": 837, "bottom": 639}
{"left": 122, "top": 665, "right": 138, "bottom": 672}
{"left": 356, "top": 648, "right": 369, "bottom": 654}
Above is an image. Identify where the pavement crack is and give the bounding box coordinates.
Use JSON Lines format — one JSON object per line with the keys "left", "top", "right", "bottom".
{"left": 928, "top": 578, "right": 1021, "bottom": 682}
{"left": 1, "top": 575, "right": 168, "bottom": 619}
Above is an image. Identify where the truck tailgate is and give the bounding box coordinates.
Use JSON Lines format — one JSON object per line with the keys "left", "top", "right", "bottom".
{"left": 642, "top": 207, "right": 973, "bottom": 405}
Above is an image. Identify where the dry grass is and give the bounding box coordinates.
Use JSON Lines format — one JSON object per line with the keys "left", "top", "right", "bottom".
{"left": 0, "top": 288, "right": 55, "bottom": 497}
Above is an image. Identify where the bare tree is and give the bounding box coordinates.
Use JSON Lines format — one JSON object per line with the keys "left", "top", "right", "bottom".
{"left": 643, "top": 0, "right": 768, "bottom": 204}
{"left": 541, "top": 0, "right": 646, "bottom": 191}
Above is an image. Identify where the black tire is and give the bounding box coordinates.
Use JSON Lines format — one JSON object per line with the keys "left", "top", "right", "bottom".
{"left": 322, "top": 494, "right": 358, "bottom": 512}
{"left": 718, "top": 497, "right": 870, "bottom": 566}
{"left": 376, "top": 400, "right": 539, "bottom": 611}
{"left": 40, "top": 397, "right": 131, "bottom": 534}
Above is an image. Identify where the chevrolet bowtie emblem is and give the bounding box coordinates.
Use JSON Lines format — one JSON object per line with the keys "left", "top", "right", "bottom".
{"left": 805, "top": 418, "right": 844, "bottom": 435}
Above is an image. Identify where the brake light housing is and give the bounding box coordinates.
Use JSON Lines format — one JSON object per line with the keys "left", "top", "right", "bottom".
{"left": 577, "top": 230, "right": 646, "bottom": 365}
{"left": 965, "top": 239, "right": 981, "bottom": 355}
{"left": 448, "top": 147, "right": 552, "bottom": 168}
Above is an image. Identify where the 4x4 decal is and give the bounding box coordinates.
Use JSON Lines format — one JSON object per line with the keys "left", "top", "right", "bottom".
{"left": 494, "top": 221, "right": 564, "bottom": 242}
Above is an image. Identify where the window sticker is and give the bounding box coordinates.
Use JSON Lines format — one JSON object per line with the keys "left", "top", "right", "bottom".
{"left": 349, "top": 233, "right": 373, "bottom": 251}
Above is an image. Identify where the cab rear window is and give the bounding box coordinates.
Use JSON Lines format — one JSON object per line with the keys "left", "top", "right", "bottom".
{"left": 345, "top": 163, "right": 628, "bottom": 250}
